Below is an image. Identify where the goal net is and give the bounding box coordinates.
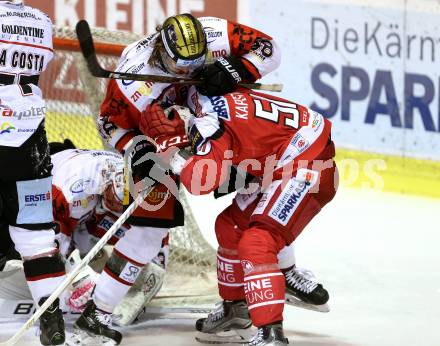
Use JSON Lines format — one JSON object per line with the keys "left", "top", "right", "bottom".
{"left": 44, "top": 25, "right": 218, "bottom": 307}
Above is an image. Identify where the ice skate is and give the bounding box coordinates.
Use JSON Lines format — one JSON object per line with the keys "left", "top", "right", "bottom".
{"left": 195, "top": 300, "right": 254, "bottom": 344}
{"left": 249, "top": 323, "right": 288, "bottom": 346}
{"left": 283, "top": 266, "right": 330, "bottom": 312}
{"left": 38, "top": 297, "right": 65, "bottom": 346}
{"left": 69, "top": 300, "right": 122, "bottom": 346}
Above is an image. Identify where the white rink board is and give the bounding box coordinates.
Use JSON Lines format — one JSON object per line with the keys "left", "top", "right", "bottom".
{"left": 1, "top": 188, "right": 440, "bottom": 345}
{"left": 245, "top": 0, "right": 440, "bottom": 160}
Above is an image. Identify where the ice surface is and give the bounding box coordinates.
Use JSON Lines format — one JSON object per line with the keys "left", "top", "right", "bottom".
{"left": 1, "top": 187, "right": 439, "bottom": 345}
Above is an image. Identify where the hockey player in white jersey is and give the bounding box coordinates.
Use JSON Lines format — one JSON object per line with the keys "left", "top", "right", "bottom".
{"left": 50, "top": 142, "right": 167, "bottom": 326}
{"left": 50, "top": 144, "right": 127, "bottom": 258}
{"left": 0, "top": 142, "right": 168, "bottom": 327}
{"left": 98, "top": 13, "right": 281, "bottom": 153}
{"left": 0, "top": 1, "right": 65, "bottom": 345}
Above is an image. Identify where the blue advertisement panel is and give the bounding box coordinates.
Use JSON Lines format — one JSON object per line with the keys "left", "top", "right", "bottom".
{"left": 249, "top": 0, "right": 440, "bottom": 160}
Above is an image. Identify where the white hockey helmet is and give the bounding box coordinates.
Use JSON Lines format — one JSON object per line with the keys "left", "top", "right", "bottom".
{"left": 100, "top": 159, "right": 125, "bottom": 214}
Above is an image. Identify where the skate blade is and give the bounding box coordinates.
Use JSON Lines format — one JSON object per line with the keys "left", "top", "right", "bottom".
{"left": 195, "top": 327, "right": 255, "bottom": 344}
{"left": 65, "top": 329, "right": 118, "bottom": 346}
{"left": 285, "top": 293, "right": 330, "bottom": 313}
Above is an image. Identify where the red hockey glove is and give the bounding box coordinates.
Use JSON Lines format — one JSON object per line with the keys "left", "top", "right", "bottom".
{"left": 140, "top": 103, "right": 188, "bottom": 151}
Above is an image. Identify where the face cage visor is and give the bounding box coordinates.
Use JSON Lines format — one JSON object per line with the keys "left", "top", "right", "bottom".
{"left": 101, "top": 176, "right": 124, "bottom": 214}
{"left": 160, "top": 49, "right": 205, "bottom": 77}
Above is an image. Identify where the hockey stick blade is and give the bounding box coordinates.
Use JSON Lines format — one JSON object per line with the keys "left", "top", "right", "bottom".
{"left": 143, "top": 306, "right": 214, "bottom": 315}
{"left": 75, "top": 19, "right": 108, "bottom": 79}
{"left": 75, "top": 20, "right": 283, "bottom": 91}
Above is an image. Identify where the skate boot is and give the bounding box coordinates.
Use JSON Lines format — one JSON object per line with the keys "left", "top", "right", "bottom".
{"left": 38, "top": 297, "right": 65, "bottom": 345}
{"left": 249, "top": 323, "right": 288, "bottom": 346}
{"left": 195, "top": 300, "right": 253, "bottom": 344}
{"left": 283, "top": 265, "right": 330, "bottom": 312}
{"left": 71, "top": 300, "right": 122, "bottom": 345}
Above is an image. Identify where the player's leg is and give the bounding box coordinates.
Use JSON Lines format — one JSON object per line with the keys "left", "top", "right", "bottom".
{"left": 1, "top": 124, "right": 66, "bottom": 346}
{"left": 244, "top": 163, "right": 338, "bottom": 345}
{"left": 279, "top": 160, "right": 338, "bottom": 313}
{"left": 195, "top": 203, "right": 254, "bottom": 344}
{"left": 71, "top": 224, "right": 168, "bottom": 345}
{"left": 0, "top": 221, "right": 31, "bottom": 300}
{"left": 112, "top": 234, "right": 169, "bottom": 326}
{"left": 238, "top": 225, "right": 289, "bottom": 346}
{"left": 233, "top": 180, "right": 332, "bottom": 312}
{"left": 69, "top": 215, "right": 168, "bottom": 324}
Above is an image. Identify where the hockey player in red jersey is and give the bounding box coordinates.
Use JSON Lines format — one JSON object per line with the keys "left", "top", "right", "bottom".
{"left": 71, "top": 13, "right": 281, "bottom": 345}
{"left": 97, "top": 12, "right": 280, "bottom": 235}
{"left": 0, "top": 1, "right": 65, "bottom": 344}
{"left": 141, "top": 86, "right": 338, "bottom": 345}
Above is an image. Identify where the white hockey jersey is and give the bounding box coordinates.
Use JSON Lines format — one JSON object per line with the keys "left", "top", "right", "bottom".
{"left": 51, "top": 149, "right": 124, "bottom": 237}
{"left": 99, "top": 16, "right": 281, "bottom": 153}
{"left": 0, "top": 1, "right": 53, "bottom": 147}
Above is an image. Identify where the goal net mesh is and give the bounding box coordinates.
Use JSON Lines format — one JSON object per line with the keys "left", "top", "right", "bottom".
{"left": 44, "top": 25, "right": 218, "bottom": 306}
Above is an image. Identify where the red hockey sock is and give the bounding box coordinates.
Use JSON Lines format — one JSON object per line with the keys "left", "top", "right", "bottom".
{"left": 238, "top": 227, "right": 286, "bottom": 326}
{"left": 243, "top": 269, "right": 285, "bottom": 326}
{"left": 217, "top": 248, "right": 245, "bottom": 301}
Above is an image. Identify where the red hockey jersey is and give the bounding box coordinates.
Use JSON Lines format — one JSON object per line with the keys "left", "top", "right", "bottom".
{"left": 180, "top": 87, "right": 333, "bottom": 194}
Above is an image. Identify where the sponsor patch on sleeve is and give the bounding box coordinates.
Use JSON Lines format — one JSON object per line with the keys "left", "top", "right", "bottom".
{"left": 17, "top": 176, "right": 53, "bottom": 224}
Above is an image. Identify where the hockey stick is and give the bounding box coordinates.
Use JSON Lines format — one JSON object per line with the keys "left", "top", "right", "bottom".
{"left": 0, "top": 187, "right": 153, "bottom": 346}
{"left": 143, "top": 306, "right": 214, "bottom": 315}
{"left": 75, "top": 20, "right": 283, "bottom": 92}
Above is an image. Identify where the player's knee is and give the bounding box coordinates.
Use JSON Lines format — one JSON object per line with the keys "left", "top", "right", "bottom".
{"left": 215, "top": 206, "right": 240, "bottom": 248}
{"left": 315, "top": 163, "right": 339, "bottom": 207}
{"left": 105, "top": 249, "right": 144, "bottom": 285}
{"left": 9, "top": 227, "right": 57, "bottom": 258}
{"left": 115, "top": 226, "right": 168, "bottom": 264}
{"left": 237, "top": 227, "right": 280, "bottom": 266}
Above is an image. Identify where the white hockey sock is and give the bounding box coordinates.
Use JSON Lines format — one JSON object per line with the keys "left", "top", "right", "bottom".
{"left": 93, "top": 270, "right": 134, "bottom": 313}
